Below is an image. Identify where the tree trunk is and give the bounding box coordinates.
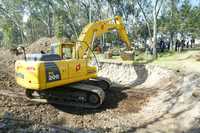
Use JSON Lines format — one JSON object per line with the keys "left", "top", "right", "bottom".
{"left": 170, "top": 0, "right": 175, "bottom": 51}
{"left": 28, "top": 1, "right": 34, "bottom": 42}
{"left": 170, "top": 32, "right": 174, "bottom": 51}
{"left": 20, "top": 30, "right": 24, "bottom": 44}
{"left": 64, "top": 0, "right": 78, "bottom": 39}
{"left": 47, "top": 0, "right": 53, "bottom": 37}
{"left": 47, "top": 13, "right": 53, "bottom": 37}
{"left": 136, "top": 0, "right": 152, "bottom": 41}
{"left": 152, "top": 4, "right": 157, "bottom": 58}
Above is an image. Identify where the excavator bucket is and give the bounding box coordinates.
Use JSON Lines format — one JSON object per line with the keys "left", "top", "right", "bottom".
{"left": 120, "top": 50, "right": 134, "bottom": 61}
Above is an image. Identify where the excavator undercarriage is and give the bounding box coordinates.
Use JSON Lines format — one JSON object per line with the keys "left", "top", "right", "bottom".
{"left": 25, "top": 78, "right": 110, "bottom": 108}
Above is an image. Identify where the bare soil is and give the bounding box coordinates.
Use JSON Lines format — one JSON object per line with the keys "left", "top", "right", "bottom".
{"left": 0, "top": 45, "right": 151, "bottom": 132}
{"left": 0, "top": 38, "right": 200, "bottom": 132}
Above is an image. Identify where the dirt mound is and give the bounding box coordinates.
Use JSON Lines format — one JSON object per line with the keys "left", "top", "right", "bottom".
{"left": 194, "top": 52, "right": 200, "bottom": 61}
{"left": 26, "top": 37, "right": 70, "bottom": 53}
{"left": 0, "top": 47, "right": 19, "bottom": 71}
{"left": 26, "top": 37, "right": 53, "bottom": 53}
{"left": 0, "top": 45, "right": 64, "bottom": 132}
{"left": 0, "top": 39, "right": 58, "bottom": 131}
{"left": 0, "top": 37, "right": 65, "bottom": 80}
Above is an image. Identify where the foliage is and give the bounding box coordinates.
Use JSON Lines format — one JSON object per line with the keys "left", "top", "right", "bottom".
{"left": 0, "top": 0, "right": 199, "bottom": 48}
{"left": 158, "top": 0, "right": 200, "bottom": 37}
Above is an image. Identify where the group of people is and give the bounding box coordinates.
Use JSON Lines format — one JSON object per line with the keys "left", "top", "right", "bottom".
{"left": 174, "top": 38, "right": 195, "bottom": 52}
{"left": 147, "top": 37, "right": 195, "bottom": 54}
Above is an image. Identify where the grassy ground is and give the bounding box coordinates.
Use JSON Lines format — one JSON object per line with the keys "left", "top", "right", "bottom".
{"left": 97, "top": 48, "right": 200, "bottom": 73}
{"left": 153, "top": 49, "right": 200, "bottom": 73}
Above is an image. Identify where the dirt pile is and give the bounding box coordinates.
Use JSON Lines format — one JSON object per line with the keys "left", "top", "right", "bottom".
{"left": 26, "top": 37, "right": 70, "bottom": 53}
{"left": 194, "top": 52, "right": 200, "bottom": 61}
{"left": 98, "top": 62, "right": 172, "bottom": 87}
{"left": 0, "top": 37, "right": 55, "bottom": 74}
{"left": 26, "top": 37, "right": 53, "bottom": 53}
{"left": 0, "top": 37, "right": 57, "bottom": 83}
{"left": 0, "top": 38, "right": 65, "bottom": 132}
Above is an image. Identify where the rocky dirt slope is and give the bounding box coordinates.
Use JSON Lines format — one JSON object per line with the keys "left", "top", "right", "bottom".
{"left": 0, "top": 38, "right": 200, "bottom": 132}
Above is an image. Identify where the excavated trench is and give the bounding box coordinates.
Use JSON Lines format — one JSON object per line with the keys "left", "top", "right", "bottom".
{"left": 96, "top": 62, "right": 200, "bottom": 133}
{"left": 0, "top": 50, "right": 200, "bottom": 132}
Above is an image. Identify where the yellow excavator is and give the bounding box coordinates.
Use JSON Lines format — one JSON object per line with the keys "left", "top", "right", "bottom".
{"left": 15, "top": 16, "right": 132, "bottom": 108}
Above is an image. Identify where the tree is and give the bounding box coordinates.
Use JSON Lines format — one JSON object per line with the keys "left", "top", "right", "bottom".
{"left": 168, "top": 0, "right": 180, "bottom": 50}
{"left": 0, "top": 0, "right": 28, "bottom": 46}
{"left": 137, "top": 0, "right": 164, "bottom": 58}
{"left": 0, "top": 0, "right": 199, "bottom": 49}
{"left": 136, "top": 0, "right": 152, "bottom": 39}
{"left": 152, "top": 0, "right": 164, "bottom": 58}
{"left": 55, "top": 10, "right": 65, "bottom": 38}
{"left": 158, "top": 0, "right": 200, "bottom": 49}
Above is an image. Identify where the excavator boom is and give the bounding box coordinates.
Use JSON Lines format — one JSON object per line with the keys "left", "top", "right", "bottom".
{"left": 76, "top": 16, "right": 131, "bottom": 59}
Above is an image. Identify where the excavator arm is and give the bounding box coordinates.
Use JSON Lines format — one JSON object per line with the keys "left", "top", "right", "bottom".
{"left": 76, "top": 16, "right": 131, "bottom": 59}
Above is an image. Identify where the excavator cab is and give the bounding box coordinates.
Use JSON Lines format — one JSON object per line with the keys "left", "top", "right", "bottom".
{"left": 50, "top": 42, "right": 75, "bottom": 59}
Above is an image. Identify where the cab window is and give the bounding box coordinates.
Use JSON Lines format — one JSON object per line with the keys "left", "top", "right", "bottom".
{"left": 62, "top": 47, "right": 72, "bottom": 59}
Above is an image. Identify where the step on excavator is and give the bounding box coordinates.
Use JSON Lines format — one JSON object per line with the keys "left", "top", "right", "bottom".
{"left": 15, "top": 16, "right": 133, "bottom": 108}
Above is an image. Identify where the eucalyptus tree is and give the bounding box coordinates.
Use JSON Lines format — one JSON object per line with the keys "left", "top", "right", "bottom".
{"left": 158, "top": 0, "right": 199, "bottom": 48}
{"left": 0, "top": 0, "right": 27, "bottom": 45}
{"left": 152, "top": 0, "right": 164, "bottom": 57}
{"left": 137, "top": 0, "right": 164, "bottom": 57}
{"left": 27, "top": 0, "right": 54, "bottom": 37}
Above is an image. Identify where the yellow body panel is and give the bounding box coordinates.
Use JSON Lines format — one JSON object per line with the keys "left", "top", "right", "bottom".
{"left": 15, "top": 59, "right": 97, "bottom": 90}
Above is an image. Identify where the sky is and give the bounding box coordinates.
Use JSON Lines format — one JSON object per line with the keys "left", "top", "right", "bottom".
{"left": 190, "top": 0, "right": 200, "bottom": 6}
